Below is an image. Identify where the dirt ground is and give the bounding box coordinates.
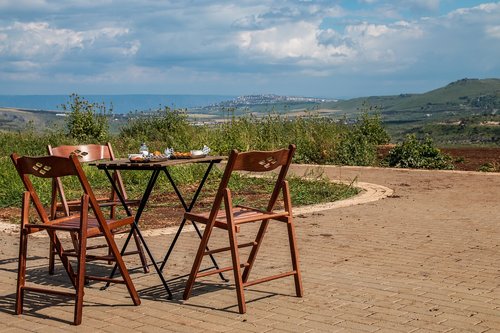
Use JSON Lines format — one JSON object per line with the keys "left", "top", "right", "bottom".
{"left": 377, "top": 145, "right": 500, "bottom": 171}
{"left": 442, "top": 147, "right": 500, "bottom": 171}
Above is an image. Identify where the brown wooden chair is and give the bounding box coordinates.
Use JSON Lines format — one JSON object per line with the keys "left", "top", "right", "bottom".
{"left": 47, "top": 143, "right": 148, "bottom": 274}
{"left": 11, "top": 153, "right": 140, "bottom": 325}
{"left": 183, "top": 144, "right": 303, "bottom": 313}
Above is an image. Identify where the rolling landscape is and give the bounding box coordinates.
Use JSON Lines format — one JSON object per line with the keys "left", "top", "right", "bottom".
{"left": 1, "top": 78, "right": 499, "bottom": 145}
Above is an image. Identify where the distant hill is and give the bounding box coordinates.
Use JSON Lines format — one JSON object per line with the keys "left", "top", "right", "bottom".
{"left": 0, "top": 107, "right": 66, "bottom": 132}
{"left": 326, "top": 78, "right": 500, "bottom": 113}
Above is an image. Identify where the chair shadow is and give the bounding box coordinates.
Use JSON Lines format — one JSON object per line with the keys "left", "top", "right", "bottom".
{"left": 0, "top": 291, "right": 76, "bottom": 325}
{"left": 186, "top": 280, "right": 281, "bottom": 313}
{"left": 0, "top": 260, "right": 140, "bottom": 325}
{"left": 0, "top": 256, "right": 45, "bottom": 273}
{"left": 137, "top": 276, "right": 281, "bottom": 314}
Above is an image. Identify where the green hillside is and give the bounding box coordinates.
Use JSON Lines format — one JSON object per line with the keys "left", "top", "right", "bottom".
{"left": 320, "top": 78, "right": 500, "bottom": 144}
{"left": 325, "top": 78, "right": 500, "bottom": 112}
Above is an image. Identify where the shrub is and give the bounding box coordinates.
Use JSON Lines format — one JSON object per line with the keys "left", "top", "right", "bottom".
{"left": 386, "top": 134, "right": 454, "bottom": 170}
{"left": 335, "top": 128, "right": 377, "bottom": 166}
{"left": 119, "top": 106, "right": 199, "bottom": 152}
{"left": 63, "top": 94, "right": 110, "bottom": 142}
{"left": 332, "top": 110, "right": 389, "bottom": 166}
{"left": 119, "top": 106, "right": 388, "bottom": 166}
{"left": 355, "top": 111, "right": 390, "bottom": 146}
{"left": 478, "top": 162, "right": 500, "bottom": 172}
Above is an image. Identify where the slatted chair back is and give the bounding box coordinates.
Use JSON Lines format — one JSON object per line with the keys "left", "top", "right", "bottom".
{"left": 13, "top": 154, "right": 81, "bottom": 224}
{"left": 48, "top": 143, "right": 128, "bottom": 216}
{"left": 12, "top": 153, "right": 112, "bottom": 240}
{"left": 207, "top": 144, "right": 296, "bottom": 222}
{"left": 49, "top": 143, "right": 114, "bottom": 162}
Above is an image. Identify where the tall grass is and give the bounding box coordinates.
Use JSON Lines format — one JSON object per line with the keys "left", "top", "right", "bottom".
{"left": 1, "top": 103, "right": 386, "bottom": 209}
{"left": 118, "top": 107, "right": 388, "bottom": 165}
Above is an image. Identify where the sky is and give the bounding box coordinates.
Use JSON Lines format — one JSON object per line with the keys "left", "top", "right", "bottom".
{"left": 0, "top": 0, "right": 499, "bottom": 98}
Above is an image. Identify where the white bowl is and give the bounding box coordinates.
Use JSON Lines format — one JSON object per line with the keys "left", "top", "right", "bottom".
{"left": 190, "top": 150, "right": 205, "bottom": 157}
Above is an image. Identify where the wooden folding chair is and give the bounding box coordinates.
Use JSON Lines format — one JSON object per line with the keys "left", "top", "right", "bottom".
{"left": 47, "top": 143, "right": 148, "bottom": 274}
{"left": 11, "top": 153, "right": 140, "bottom": 325}
{"left": 183, "top": 144, "right": 303, "bottom": 313}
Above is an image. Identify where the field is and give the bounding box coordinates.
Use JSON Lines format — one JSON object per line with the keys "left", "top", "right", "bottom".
{"left": 377, "top": 145, "right": 500, "bottom": 171}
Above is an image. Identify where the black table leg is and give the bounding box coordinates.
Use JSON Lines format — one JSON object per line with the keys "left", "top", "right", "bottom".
{"left": 160, "top": 162, "right": 228, "bottom": 282}
{"left": 103, "top": 168, "right": 173, "bottom": 299}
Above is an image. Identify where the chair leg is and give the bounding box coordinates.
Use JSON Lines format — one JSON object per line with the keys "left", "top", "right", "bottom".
{"left": 286, "top": 217, "right": 303, "bottom": 297}
{"left": 183, "top": 221, "right": 215, "bottom": 301}
{"left": 48, "top": 241, "right": 55, "bottom": 275}
{"left": 74, "top": 208, "right": 88, "bottom": 325}
{"left": 282, "top": 181, "right": 303, "bottom": 297}
{"left": 132, "top": 229, "right": 149, "bottom": 273}
{"left": 49, "top": 231, "right": 78, "bottom": 288}
{"left": 49, "top": 231, "right": 79, "bottom": 275}
{"left": 242, "top": 220, "right": 270, "bottom": 283}
{"left": 227, "top": 220, "right": 246, "bottom": 314}
{"left": 103, "top": 228, "right": 141, "bottom": 306}
{"left": 15, "top": 229, "right": 28, "bottom": 315}
{"left": 222, "top": 189, "right": 246, "bottom": 313}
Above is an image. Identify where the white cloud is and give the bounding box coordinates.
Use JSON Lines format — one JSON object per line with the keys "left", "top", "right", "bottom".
{"left": 0, "top": 1, "right": 499, "bottom": 96}
{"left": 0, "top": 22, "right": 84, "bottom": 57}
{"left": 0, "top": 20, "right": 138, "bottom": 67}
{"left": 237, "top": 17, "right": 425, "bottom": 71}
{"left": 235, "top": 1, "right": 500, "bottom": 79}
{"left": 238, "top": 21, "right": 358, "bottom": 66}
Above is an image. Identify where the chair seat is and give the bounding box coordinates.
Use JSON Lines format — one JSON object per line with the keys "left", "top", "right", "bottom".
{"left": 25, "top": 215, "right": 135, "bottom": 238}
{"left": 55, "top": 198, "right": 140, "bottom": 211}
{"left": 185, "top": 206, "right": 290, "bottom": 230}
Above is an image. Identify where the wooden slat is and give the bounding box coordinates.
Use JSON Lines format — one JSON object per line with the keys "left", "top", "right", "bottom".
{"left": 23, "top": 286, "right": 75, "bottom": 298}
{"left": 196, "top": 262, "right": 250, "bottom": 278}
{"left": 85, "top": 275, "right": 126, "bottom": 284}
{"left": 203, "top": 242, "right": 257, "bottom": 256}
{"left": 243, "top": 271, "right": 297, "bottom": 287}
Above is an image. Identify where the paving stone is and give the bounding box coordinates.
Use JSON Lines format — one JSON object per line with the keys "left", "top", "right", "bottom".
{"left": 1, "top": 166, "right": 500, "bottom": 332}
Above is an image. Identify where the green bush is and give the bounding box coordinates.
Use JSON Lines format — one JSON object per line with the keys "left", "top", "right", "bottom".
{"left": 118, "top": 104, "right": 389, "bottom": 166}
{"left": 63, "top": 93, "right": 110, "bottom": 142}
{"left": 119, "top": 106, "right": 202, "bottom": 152}
{"left": 477, "top": 162, "right": 500, "bottom": 172}
{"left": 356, "top": 111, "right": 390, "bottom": 146}
{"left": 386, "top": 134, "right": 454, "bottom": 169}
{"left": 335, "top": 129, "right": 376, "bottom": 166}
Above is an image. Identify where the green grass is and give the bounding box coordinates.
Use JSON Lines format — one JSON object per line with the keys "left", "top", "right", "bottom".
{"left": 0, "top": 97, "right": 382, "bottom": 211}
{"left": 2, "top": 160, "right": 358, "bottom": 221}
{"left": 0, "top": 127, "right": 363, "bottom": 211}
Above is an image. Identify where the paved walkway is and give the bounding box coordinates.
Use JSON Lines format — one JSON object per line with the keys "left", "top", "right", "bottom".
{"left": 1, "top": 165, "right": 500, "bottom": 332}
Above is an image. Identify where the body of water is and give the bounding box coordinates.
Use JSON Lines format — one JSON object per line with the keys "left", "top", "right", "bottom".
{"left": 0, "top": 94, "right": 235, "bottom": 114}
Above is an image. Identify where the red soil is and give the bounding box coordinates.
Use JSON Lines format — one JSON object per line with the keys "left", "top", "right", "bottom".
{"left": 377, "top": 145, "right": 500, "bottom": 171}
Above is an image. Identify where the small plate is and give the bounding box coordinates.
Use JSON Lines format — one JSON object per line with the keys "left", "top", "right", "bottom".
{"left": 171, "top": 152, "right": 207, "bottom": 159}
{"left": 128, "top": 154, "right": 170, "bottom": 163}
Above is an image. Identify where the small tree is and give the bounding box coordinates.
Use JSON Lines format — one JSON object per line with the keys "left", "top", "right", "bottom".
{"left": 355, "top": 102, "right": 390, "bottom": 145}
{"left": 386, "top": 134, "right": 454, "bottom": 170}
{"left": 63, "top": 94, "right": 110, "bottom": 142}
